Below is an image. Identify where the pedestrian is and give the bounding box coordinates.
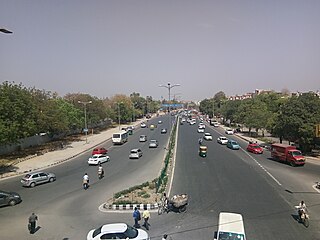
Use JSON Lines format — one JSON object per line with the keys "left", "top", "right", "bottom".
{"left": 162, "top": 234, "right": 172, "bottom": 240}
{"left": 133, "top": 207, "right": 141, "bottom": 228}
{"left": 142, "top": 206, "right": 150, "bottom": 230}
{"left": 28, "top": 212, "right": 38, "bottom": 234}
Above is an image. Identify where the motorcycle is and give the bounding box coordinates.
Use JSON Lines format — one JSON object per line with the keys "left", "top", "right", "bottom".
{"left": 83, "top": 179, "right": 89, "bottom": 190}
{"left": 295, "top": 206, "right": 309, "bottom": 227}
{"left": 98, "top": 170, "right": 104, "bottom": 179}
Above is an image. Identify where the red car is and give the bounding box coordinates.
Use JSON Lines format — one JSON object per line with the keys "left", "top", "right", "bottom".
{"left": 247, "top": 143, "right": 263, "bottom": 154}
{"left": 92, "top": 147, "right": 108, "bottom": 155}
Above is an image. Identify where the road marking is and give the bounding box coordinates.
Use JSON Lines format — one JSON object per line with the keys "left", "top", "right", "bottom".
{"left": 242, "top": 149, "right": 282, "bottom": 186}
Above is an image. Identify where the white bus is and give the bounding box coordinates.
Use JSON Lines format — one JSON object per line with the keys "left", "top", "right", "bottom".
{"left": 112, "top": 131, "right": 128, "bottom": 145}
{"left": 215, "top": 212, "right": 246, "bottom": 240}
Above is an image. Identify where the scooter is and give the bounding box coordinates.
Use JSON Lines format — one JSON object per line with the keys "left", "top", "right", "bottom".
{"left": 98, "top": 171, "right": 104, "bottom": 180}
{"left": 83, "top": 180, "right": 89, "bottom": 190}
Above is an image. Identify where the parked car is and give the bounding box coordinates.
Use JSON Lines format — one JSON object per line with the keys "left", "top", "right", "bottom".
{"left": 149, "top": 140, "right": 158, "bottom": 148}
{"left": 246, "top": 143, "right": 264, "bottom": 154}
{"left": 87, "top": 223, "right": 150, "bottom": 240}
{"left": 227, "top": 140, "right": 240, "bottom": 150}
{"left": 0, "top": 190, "right": 22, "bottom": 207}
{"left": 21, "top": 171, "right": 56, "bottom": 187}
{"left": 140, "top": 123, "right": 147, "bottom": 128}
{"left": 225, "top": 129, "right": 234, "bottom": 135}
{"left": 203, "top": 133, "right": 213, "bottom": 140}
{"left": 139, "top": 135, "right": 147, "bottom": 142}
{"left": 161, "top": 128, "right": 167, "bottom": 134}
{"left": 217, "top": 136, "right": 228, "bottom": 145}
{"left": 129, "top": 149, "right": 143, "bottom": 159}
{"left": 92, "top": 147, "right": 108, "bottom": 155}
{"left": 197, "top": 128, "right": 205, "bottom": 133}
{"left": 88, "top": 154, "right": 110, "bottom": 165}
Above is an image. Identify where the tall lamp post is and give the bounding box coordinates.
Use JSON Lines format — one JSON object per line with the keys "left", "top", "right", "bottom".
{"left": 159, "top": 82, "right": 180, "bottom": 129}
{"left": 78, "top": 100, "right": 92, "bottom": 144}
{"left": 117, "top": 102, "right": 123, "bottom": 130}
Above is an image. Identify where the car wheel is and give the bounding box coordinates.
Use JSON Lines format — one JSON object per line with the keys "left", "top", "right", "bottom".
{"left": 49, "top": 177, "right": 54, "bottom": 182}
{"left": 8, "top": 200, "right": 16, "bottom": 206}
{"left": 30, "top": 182, "right": 36, "bottom": 188}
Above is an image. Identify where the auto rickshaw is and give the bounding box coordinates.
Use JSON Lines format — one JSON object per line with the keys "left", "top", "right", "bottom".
{"left": 199, "top": 145, "right": 207, "bottom": 157}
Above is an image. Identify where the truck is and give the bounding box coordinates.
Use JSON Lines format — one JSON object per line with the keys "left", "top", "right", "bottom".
{"left": 270, "top": 143, "right": 305, "bottom": 166}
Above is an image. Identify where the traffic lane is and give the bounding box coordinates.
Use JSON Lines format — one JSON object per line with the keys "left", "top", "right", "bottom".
{"left": 169, "top": 122, "right": 313, "bottom": 240}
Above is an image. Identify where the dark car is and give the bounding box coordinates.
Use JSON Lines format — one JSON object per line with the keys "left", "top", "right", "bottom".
{"left": 247, "top": 143, "right": 264, "bottom": 154}
{"left": 92, "top": 147, "right": 108, "bottom": 155}
{"left": 161, "top": 128, "right": 167, "bottom": 134}
{"left": 0, "top": 190, "right": 22, "bottom": 207}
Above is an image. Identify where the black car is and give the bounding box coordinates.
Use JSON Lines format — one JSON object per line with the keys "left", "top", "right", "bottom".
{"left": 0, "top": 190, "right": 22, "bottom": 207}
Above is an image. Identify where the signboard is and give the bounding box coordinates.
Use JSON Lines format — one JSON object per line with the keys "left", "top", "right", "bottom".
{"left": 83, "top": 128, "right": 88, "bottom": 133}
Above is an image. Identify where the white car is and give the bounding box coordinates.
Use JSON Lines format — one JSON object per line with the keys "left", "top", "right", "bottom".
{"left": 149, "top": 140, "right": 158, "bottom": 148}
{"left": 203, "top": 133, "right": 213, "bottom": 140}
{"left": 225, "top": 128, "right": 234, "bottom": 135}
{"left": 140, "top": 123, "right": 147, "bottom": 128}
{"left": 129, "top": 148, "right": 143, "bottom": 159}
{"left": 190, "top": 120, "right": 196, "bottom": 125}
{"left": 139, "top": 135, "right": 147, "bottom": 142}
{"left": 87, "top": 223, "right": 149, "bottom": 240}
{"left": 217, "top": 136, "right": 228, "bottom": 145}
{"left": 197, "top": 128, "right": 205, "bottom": 133}
{"left": 198, "top": 124, "right": 205, "bottom": 129}
{"left": 88, "top": 154, "right": 110, "bottom": 165}
{"left": 158, "top": 120, "right": 162, "bottom": 124}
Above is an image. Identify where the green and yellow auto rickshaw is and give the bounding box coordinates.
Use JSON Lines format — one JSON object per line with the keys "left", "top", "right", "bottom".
{"left": 199, "top": 145, "right": 207, "bottom": 157}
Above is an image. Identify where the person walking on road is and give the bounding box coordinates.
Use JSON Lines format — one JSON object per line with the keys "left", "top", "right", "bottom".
{"left": 133, "top": 207, "right": 141, "bottom": 228}
{"left": 142, "top": 207, "right": 150, "bottom": 230}
{"left": 28, "top": 213, "right": 38, "bottom": 234}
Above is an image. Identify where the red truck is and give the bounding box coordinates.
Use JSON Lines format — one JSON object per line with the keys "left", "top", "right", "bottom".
{"left": 271, "top": 143, "right": 305, "bottom": 166}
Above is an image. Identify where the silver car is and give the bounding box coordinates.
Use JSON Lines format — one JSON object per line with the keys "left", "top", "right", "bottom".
{"left": 21, "top": 171, "right": 56, "bottom": 187}
{"left": 129, "top": 148, "right": 143, "bottom": 159}
{"left": 149, "top": 140, "right": 158, "bottom": 148}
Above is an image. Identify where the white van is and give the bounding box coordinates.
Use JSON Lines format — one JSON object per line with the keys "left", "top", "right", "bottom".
{"left": 112, "top": 131, "right": 128, "bottom": 145}
{"left": 215, "top": 212, "right": 246, "bottom": 240}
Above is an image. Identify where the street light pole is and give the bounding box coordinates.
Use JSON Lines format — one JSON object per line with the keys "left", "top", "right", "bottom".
{"left": 159, "top": 82, "right": 180, "bottom": 130}
{"left": 118, "top": 103, "right": 121, "bottom": 130}
{"left": 78, "top": 101, "right": 92, "bottom": 144}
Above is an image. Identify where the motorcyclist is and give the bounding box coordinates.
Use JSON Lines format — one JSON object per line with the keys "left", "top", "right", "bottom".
{"left": 98, "top": 164, "right": 104, "bottom": 179}
{"left": 198, "top": 138, "right": 203, "bottom": 145}
{"left": 83, "top": 173, "right": 89, "bottom": 189}
{"left": 298, "top": 200, "right": 307, "bottom": 221}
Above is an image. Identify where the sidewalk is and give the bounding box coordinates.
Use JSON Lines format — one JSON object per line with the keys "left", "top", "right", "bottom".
{"left": 0, "top": 119, "right": 146, "bottom": 180}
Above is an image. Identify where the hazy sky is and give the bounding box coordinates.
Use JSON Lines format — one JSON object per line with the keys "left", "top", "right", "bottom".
{"left": 1, "top": 0, "right": 320, "bottom": 101}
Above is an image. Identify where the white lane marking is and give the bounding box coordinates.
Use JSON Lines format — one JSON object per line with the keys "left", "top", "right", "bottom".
{"left": 242, "top": 149, "right": 282, "bottom": 186}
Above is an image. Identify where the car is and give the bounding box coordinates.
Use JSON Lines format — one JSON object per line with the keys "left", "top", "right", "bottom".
{"left": 139, "top": 135, "right": 147, "bottom": 142}
{"left": 161, "top": 128, "right": 167, "bottom": 134}
{"left": 225, "top": 129, "right": 234, "bottom": 135}
{"left": 140, "top": 123, "right": 147, "bottom": 128}
{"left": 21, "top": 171, "right": 56, "bottom": 187}
{"left": 198, "top": 123, "right": 205, "bottom": 129}
{"left": 215, "top": 212, "right": 246, "bottom": 240}
{"left": 247, "top": 143, "right": 264, "bottom": 154}
{"left": 88, "top": 154, "right": 110, "bottom": 165}
{"left": 227, "top": 140, "right": 240, "bottom": 150}
{"left": 197, "top": 128, "right": 205, "bottom": 133}
{"left": 92, "top": 147, "right": 108, "bottom": 155}
{"left": 217, "top": 136, "right": 228, "bottom": 145}
{"left": 190, "top": 120, "right": 196, "bottom": 125}
{"left": 129, "top": 149, "right": 143, "bottom": 159}
{"left": 149, "top": 140, "right": 158, "bottom": 148}
{"left": 203, "top": 132, "right": 213, "bottom": 140}
{"left": 0, "top": 190, "right": 22, "bottom": 207}
{"left": 87, "top": 223, "right": 149, "bottom": 240}
{"left": 158, "top": 120, "right": 162, "bottom": 124}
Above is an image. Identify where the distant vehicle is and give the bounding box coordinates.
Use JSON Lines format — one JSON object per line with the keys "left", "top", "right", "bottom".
{"left": 190, "top": 120, "right": 196, "bottom": 125}
{"left": 140, "top": 123, "right": 147, "bottom": 128}
{"left": 197, "top": 128, "right": 205, "bottom": 133}
{"left": 0, "top": 190, "right": 22, "bottom": 207}
{"left": 271, "top": 143, "right": 305, "bottom": 166}
{"left": 158, "top": 120, "right": 162, "bottom": 124}
{"left": 21, "top": 171, "right": 56, "bottom": 187}
{"left": 87, "top": 223, "right": 150, "bottom": 240}
{"left": 227, "top": 140, "right": 240, "bottom": 150}
{"left": 92, "top": 147, "right": 108, "bottom": 155}
{"left": 129, "top": 149, "right": 143, "bottom": 159}
{"left": 139, "top": 135, "right": 147, "bottom": 142}
{"left": 150, "top": 124, "right": 156, "bottom": 130}
{"left": 217, "top": 136, "right": 228, "bottom": 145}
{"left": 215, "top": 212, "right": 246, "bottom": 240}
{"left": 161, "top": 128, "right": 167, "bottom": 134}
{"left": 198, "top": 123, "right": 205, "bottom": 129}
{"left": 225, "top": 129, "right": 234, "bottom": 135}
{"left": 149, "top": 140, "right": 158, "bottom": 148}
{"left": 247, "top": 143, "right": 264, "bottom": 154}
{"left": 203, "top": 133, "right": 213, "bottom": 141}
{"left": 210, "top": 120, "right": 219, "bottom": 127}
{"left": 112, "top": 131, "right": 128, "bottom": 145}
{"left": 88, "top": 154, "right": 110, "bottom": 165}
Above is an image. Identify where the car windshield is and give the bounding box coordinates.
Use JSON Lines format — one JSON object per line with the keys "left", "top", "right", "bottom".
{"left": 292, "top": 150, "right": 302, "bottom": 156}
{"left": 232, "top": 142, "right": 238, "bottom": 145}
{"left": 92, "top": 226, "right": 102, "bottom": 238}
{"left": 124, "top": 225, "right": 138, "bottom": 238}
{"left": 205, "top": 133, "right": 211, "bottom": 136}
{"left": 131, "top": 150, "right": 137, "bottom": 153}
{"left": 113, "top": 134, "right": 120, "bottom": 138}
{"left": 218, "top": 231, "right": 245, "bottom": 240}
{"left": 252, "top": 145, "right": 260, "bottom": 149}
{"left": 151, "top": 140, "right": 156, "bottom": 143}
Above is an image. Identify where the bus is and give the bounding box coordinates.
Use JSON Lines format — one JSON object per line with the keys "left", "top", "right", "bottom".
{"left": 112, "top": 131, "right": 128, "bottom": 145}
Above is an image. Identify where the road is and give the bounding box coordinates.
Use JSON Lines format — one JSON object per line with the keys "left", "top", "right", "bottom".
{"left": 0, "top": 115, "right": 171, "bottom": 239}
